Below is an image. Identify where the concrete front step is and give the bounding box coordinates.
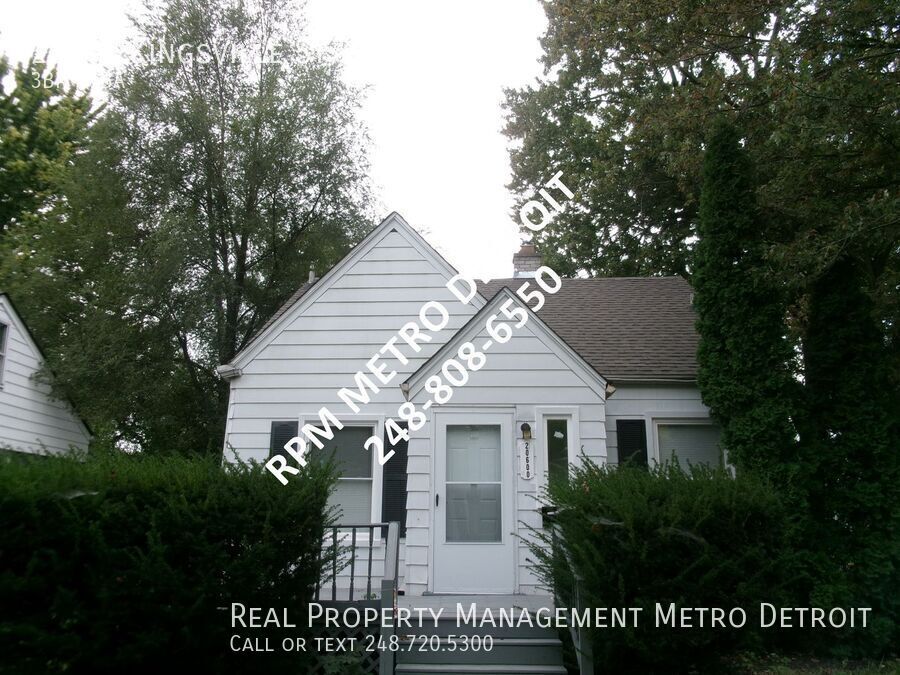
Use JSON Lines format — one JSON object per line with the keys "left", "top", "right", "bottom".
{"left": 396, "top": 637, "right": 562, "bottom": 666}
{"left": 395, "top": 665, "right": 568, "bottom": 675}
{"left": 398, "top": 618, "right": 556, "bottom": 639}
{"left": 393, "top": 595, "right": 566, "bottom": 673}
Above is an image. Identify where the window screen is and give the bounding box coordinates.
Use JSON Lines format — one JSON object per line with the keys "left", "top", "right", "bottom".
{"left": 657, "top": 424, "right": 722, "bottom": 468}
{"left": 326, "top": 426, "right": 374, "bottom": 523}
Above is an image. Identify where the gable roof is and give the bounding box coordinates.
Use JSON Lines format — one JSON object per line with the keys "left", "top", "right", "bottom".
{"left": 225, "top": 212, "right": 484, "bottom": 369}
{"left": 403, "top": 286, "right": 608, "bottom": 399}
{"left": 478, "top": 277, "right": 698, "bottom": 382}
{"left": 224, "top": 213, "right": 700, "bottom": 382}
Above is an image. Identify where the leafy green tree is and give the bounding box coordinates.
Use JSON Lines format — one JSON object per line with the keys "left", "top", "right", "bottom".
{"left": 0, "top": 55, "right": 93, "bottom": 232}
{"left": 693, "top": 121, "right": 798, "bottom": 477}
{"left": 503, "top": 0, "right": 898, "bottom": 329}
{"left": 1, "top": 113, "right": 215, "bottom": 451}
{"left": 1, "top": 0, "right": 372, "bottom": 453}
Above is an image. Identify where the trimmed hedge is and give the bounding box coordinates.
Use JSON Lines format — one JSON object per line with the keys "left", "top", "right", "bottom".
{"left": 0, "top": 452, "right": 336, "bottom": 674}
{"left": 530, "top": 462, "right": 801, "bottom": 674}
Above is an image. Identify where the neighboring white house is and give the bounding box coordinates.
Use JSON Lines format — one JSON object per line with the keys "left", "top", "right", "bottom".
{"left": 0, "top": 294, "right": 92, "bottom": 455}
{"left": 218, "top": 213, "right": 719, "bottom": 596}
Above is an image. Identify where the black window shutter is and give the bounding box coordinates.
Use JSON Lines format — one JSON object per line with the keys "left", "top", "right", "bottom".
{"left": 380, "top": 422, "right": 409, "bottom": 537}
{"left": 616, "top": 419, "right": 648, "bottom": 467}
{"left": 269, "top": 420, "right": 300, "bottom": 462}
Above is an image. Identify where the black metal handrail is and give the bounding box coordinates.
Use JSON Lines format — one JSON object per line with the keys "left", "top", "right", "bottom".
{"left": 541, "top": 506, "right": 594, "bottom": 675}
{"left": 315, "top": 523, "right": 393, "bottom": 602}
{"left": 313, "top": 522, "right": 400, "bottom": 675}
{"left": 379, "top": 522, "right": 400, "bottom": 675}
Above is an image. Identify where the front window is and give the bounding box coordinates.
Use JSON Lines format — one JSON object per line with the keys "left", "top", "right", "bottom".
{"left": 656, "top": 423, "right": 723, "bottom": 468}
{"left": 327, "top": 426, "right": 374, "bottom": 523}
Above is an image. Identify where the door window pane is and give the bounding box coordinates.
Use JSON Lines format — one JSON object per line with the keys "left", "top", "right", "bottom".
{"left": 446, "top": 484, "right": 501, "bottom": 542}
{"left": 446, "top": 425, "right": 500, "bottom": 482}
{"left": 657, "top": 424, "right": 722, "bottom": 467}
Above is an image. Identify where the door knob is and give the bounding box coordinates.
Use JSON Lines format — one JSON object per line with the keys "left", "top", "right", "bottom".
{"left": 435, "top": 493, "right": 440, "bottom": 507}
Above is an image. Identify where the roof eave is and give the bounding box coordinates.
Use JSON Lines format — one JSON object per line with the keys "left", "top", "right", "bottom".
{"left": 606, "top": 375, "right": 698, "bottom": 385}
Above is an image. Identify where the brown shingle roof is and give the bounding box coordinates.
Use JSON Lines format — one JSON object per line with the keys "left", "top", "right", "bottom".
{"left": 478, "top": 277, "right": 699, "bottom": 382}
{"left": 235, "top": 273, "right": 698, "bottom": 382}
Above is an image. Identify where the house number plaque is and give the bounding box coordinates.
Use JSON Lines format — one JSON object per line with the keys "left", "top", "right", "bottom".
{"left": 518, "top": 439, "right": 534, "bottom": 480}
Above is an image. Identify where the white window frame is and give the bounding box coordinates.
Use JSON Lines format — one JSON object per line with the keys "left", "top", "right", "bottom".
{"left": 647, "top": 414, "right": 726, "bottom": 468}
{"left": 298, "top": 413, "right": 385, "bottom": 541}
{"left": 534, "top": 406, "right": 581, "bottom": 495}
{"left": 0, "top": 321, "right": 8, "bottom": 388}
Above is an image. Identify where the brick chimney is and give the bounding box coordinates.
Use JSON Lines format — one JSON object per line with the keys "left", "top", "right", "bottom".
{"left": 512, "top": 243, "right": 542, "bottom": 278}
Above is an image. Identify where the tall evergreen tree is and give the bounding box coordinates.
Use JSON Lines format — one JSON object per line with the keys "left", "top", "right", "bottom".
{"left": 800, "top": 254, "right": 900, "bottom": 648}
{"left": 693, "top": 121, "right": 797, "bottom": 477}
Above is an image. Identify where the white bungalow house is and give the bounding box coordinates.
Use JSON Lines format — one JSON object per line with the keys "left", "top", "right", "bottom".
{"left": 0, "top": 294, "right": 92, "bottom": 455}
{"left": 217, "top": 212, "right": 720, "bottom": 597}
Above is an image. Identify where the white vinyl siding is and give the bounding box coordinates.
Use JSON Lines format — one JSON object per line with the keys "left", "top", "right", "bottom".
{"left": 222, "top": 219, "right": 484, "bottom": 595}
{"left": 405, "top": 311, "right": 607, "bottom": 595}
{"left": 0, "top": 297, "right": 91, "bottom": 454}
{"left": 222, "top": 226, "right": 481, "bottom": 465}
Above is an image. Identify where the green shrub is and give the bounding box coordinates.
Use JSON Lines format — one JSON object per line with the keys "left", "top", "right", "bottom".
{"left": 0, "top": 451, "right": 336, "bottom": 674}
{"left": 530, "top": 461, "right": 800, "bottom": 674}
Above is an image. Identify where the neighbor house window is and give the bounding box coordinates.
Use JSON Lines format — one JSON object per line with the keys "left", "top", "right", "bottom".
{"left": 656, "top": 422, "right": 722, "bottom": 468}
{"left": 0, "top": 322, "right": 7, "bottom": 385}
{"left": 326, "top": 426, "right": 374, "bottom": 523}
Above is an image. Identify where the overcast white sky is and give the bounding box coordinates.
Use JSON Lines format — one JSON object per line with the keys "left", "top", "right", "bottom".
{"left": 0, "top": 0, "right": 547, "bottom": 280}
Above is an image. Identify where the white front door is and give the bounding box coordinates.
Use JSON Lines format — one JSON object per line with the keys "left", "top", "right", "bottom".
{"left": 432, "top": 412, "right": 516, "bottom": 593}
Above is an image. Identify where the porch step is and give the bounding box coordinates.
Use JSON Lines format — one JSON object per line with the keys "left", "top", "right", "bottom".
{"left": 399, "top": 620, "right": 554, "bottom": 639}
{"left": 393, "top": 596, "right": 566, "bottom": 673}
{"left": 394, "top": 621, "right": 565, "bottom": 672}
{"left": 396, "top": 637, "right": 562, "bottom": 665}
{"left": 395, "top": 666, "right": 567, "bottom": 674}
